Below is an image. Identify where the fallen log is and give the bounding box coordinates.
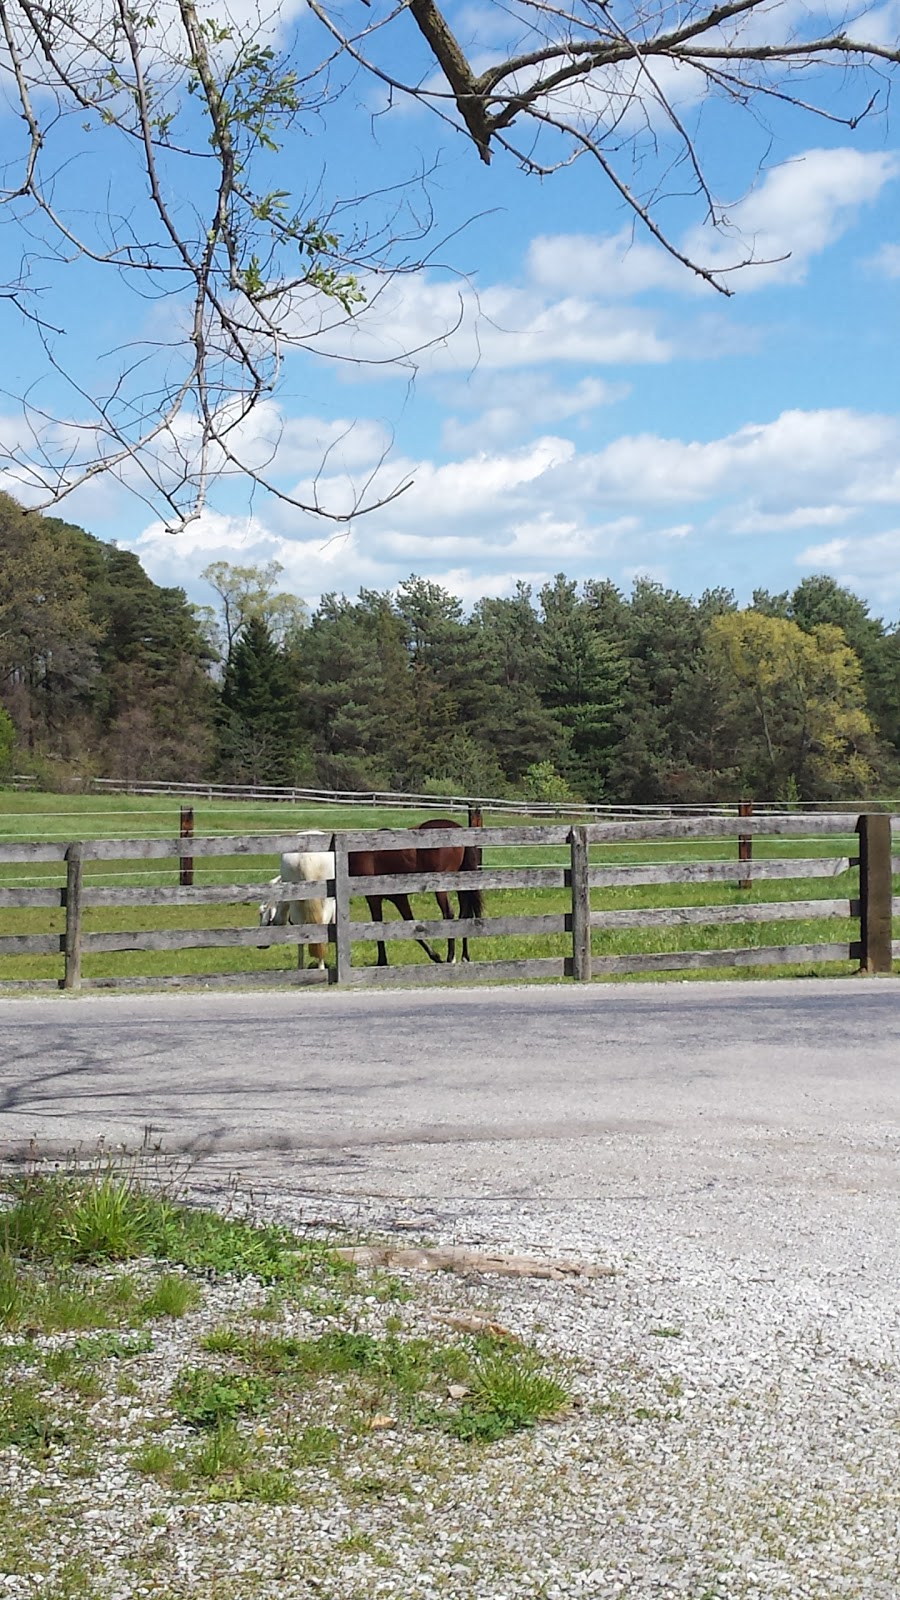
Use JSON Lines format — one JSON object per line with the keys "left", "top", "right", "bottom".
{"left": 331, "top": 1244, "right": 615, "bottom": 1280}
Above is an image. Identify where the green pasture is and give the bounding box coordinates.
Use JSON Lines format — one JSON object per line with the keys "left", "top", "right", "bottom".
{"left": 0, "top": 790, "right": 892, "bottom": 986}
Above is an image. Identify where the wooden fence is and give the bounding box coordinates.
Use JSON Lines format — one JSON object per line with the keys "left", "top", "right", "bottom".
{"left": 88, "top": 777, "right": 900, "bottom": 820}
{"left": 0, "top": 814, "right": 896, "bottom": 991}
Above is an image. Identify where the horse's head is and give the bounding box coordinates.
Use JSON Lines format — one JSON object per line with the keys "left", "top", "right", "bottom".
{"left": 259, "top": 875, "right": 284, "bottom": 932}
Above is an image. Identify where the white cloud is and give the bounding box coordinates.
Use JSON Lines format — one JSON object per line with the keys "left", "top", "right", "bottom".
{"left": 299, "top": 146, "right": 899, "bottom": 393}
{"left": 528, "top": 231, "right": 686, "bottom": 298}
{"left": 577, "top": 409, "right": 900, "bottom": 507}
{"left": 441, "top": 375, "right": 625, "bottom": 451}
{"left": 126, "top": 405, "right": 900, "bottom": 616}
{"left": 287, "top": 436, "right": 577, "bottom": 529}
{"left": 529, "top": 149, "right": 900, "bottom": 301}
{"left": 306, "top": 272, "right": 673, "bottom": 372}
{"left": 232, "top": 408, "right": 393, "bottom": 478}
{"left": 374, "top": 512, "right": 635, "bottom": 566}
{"left": 797, "top": 530, "right": 900, "bottom": 606}
{"left": 685, "top": 149, "right": 900, "bottom": 288}
{"left": 730, "top": 504, "right": 856, "bottom": 535}
{"left": 867, "top": 242, "right": 900, "bottom": 278}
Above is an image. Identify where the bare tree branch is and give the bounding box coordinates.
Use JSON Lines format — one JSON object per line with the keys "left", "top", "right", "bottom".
{"left": 1, "top": 0, "right": 898, "bottom": 525}
{"left": 308, "top": 0, "right": 900, "bottom": 291}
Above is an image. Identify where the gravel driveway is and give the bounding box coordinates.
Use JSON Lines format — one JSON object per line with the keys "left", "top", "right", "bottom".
{"left": 2, "top": 977, "right": 899, "bottom": 1597}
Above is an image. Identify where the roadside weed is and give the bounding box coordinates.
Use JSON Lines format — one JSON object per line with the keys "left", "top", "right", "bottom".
{"left": 130, "top": 1440, "right": 179, "bottom": 1479}
{"left": 72, "top": 1329, "right": 153, "bottom": 1361}
{"left": 171, "top": 1367, "right": 270, "bottom": 1430}
{"left": 0, "top": 1164, "right": 577, "bottom": 1579}
{"left": 449, "top": 1348, "right": 571, "bottom": 1442}
{"left": 288, "top": 1424, "right": 338, "bottom": 1465}
{"left": 0, "top": 1381, "right": 66, "bottom": 1453}
{"left": 140, "top": 1273, "right": 201, "bottom": 1319}
{"left": 191, "top": 1420, "right": 249, "bottom": 1478}
{"left": 2, "top": 1165, "right": 343, "bottom": 1286}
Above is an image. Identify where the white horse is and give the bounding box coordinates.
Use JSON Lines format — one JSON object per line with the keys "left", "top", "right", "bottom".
{"left": 259, "top": 837, "right": 335, "bottom": 970}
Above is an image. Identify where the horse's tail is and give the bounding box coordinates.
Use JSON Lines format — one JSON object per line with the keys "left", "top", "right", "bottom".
{"left": 459, "top": 844, "right": 484, "bottom": 920}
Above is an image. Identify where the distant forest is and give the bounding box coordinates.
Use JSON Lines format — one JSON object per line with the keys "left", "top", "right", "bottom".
{"left": 2, "top": 492, "right": 900, "bottom": 803}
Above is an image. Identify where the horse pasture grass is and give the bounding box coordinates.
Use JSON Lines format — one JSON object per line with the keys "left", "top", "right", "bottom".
{"left": 0, "top": 790, "right": 892, "bottom": 985}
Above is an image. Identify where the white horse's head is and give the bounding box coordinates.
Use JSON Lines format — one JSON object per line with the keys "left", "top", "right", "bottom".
{"left": 258, "top": 876, "right": 284, "bottom": 928}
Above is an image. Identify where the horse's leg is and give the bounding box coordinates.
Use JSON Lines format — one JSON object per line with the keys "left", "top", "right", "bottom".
{"left": 435, "top": 890, "right": 456, "bottom": 964}
{"left": 367, "top": 895, "right": 389, "bottom": 966}
{"left": 392, "top": 892, "right": 443, "bottom": 963}
{"left": 307, "top": 897, "right": 328, "bottom": 970}
{"left": 459, "top": 896, "right": 470, "bottom": 962}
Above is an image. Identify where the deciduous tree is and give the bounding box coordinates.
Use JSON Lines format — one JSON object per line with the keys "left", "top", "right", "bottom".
{"left": 707, "top": 610, "right": 881, "bottom": 798}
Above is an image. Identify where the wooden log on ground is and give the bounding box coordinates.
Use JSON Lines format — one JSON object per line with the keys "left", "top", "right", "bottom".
{"left": 332, "top": 1245, "right": 614, "bottom": 1279}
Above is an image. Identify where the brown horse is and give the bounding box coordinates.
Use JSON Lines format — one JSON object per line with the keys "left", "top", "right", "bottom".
{"left": 350, "top": 818, "right": 484, "bottom": 966}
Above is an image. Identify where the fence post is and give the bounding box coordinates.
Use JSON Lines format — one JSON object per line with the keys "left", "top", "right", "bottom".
{"left": 569, "top": 825, "right": 592, "bottom": 982}
{"left": 856, "top": 813, "right": 893, "bottom": 975}
{"left": 179, "top": 806, "right": 194, "bottom": 887}
{"left": 738, "top": 798, "right": 752, "bottom": 890}
{"left": 332, "top": 833, "right": 352, "bottom": 984}
{"left": 62, "top": 843, "right": 84, "bottom": 991}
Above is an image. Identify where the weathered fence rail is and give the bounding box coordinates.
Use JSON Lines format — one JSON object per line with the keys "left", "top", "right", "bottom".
{"left": 88, "top": 776, "right": 900, "bottom": 820}
{"left": 0, "top": 814, "right": 896, "bottom": 991}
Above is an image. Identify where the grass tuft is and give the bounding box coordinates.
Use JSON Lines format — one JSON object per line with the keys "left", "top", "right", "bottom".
{"left": 449, "top": 1348, "right": 571, "bottom": 1442}
{"left": 140, "top": 1273, "right": 201, "bottom": 1319}
{"left": 171, "top": 1367, "right": 270, "bottom": 1430}
{"left": 2, "top": 1166, "right": 343, "bottom": 1286}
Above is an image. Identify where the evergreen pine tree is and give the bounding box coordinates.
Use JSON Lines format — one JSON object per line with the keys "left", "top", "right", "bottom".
{"left": 217, "top": 616, "right": 303, "bottom": 784}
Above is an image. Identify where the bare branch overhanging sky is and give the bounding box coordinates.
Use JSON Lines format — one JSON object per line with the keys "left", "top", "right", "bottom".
{"left": 1, "top": 0, "right": 899, "bottom": 615}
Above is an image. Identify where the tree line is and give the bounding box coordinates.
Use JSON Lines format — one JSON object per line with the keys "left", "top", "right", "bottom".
{"left": 2, "top": 493, "right": 899, "bottom": 803}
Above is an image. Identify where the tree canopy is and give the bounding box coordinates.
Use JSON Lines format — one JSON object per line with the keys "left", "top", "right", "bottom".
{"left": 3, "top": 500, "right": 900, "bottom": 802}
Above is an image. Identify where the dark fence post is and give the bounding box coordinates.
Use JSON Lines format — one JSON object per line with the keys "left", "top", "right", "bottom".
{"left": 62, "top": 842, "right": 84, "bottom": 991}
{"left": 569, "top": 825, "right": 591, "bottom": 982}
{"left": 333, "top": 833, "right": 352, "bottom": 984}
{"left": 857, "top": 813, "right": 893, "bottom": 975}
{"left": 738, "top": 798, "right": 753, "bottom": 890}
{"left": 179, "top": 806, "right": 194, "bottom": 887}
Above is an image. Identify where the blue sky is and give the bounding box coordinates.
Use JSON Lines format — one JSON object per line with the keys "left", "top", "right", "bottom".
{"left": 3, "top": 1, "right": 900, "bottom": 622}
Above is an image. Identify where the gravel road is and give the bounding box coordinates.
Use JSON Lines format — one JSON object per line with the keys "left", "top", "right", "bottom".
{"left": 2, "top": 977, "right": 899, "bottom": 1597}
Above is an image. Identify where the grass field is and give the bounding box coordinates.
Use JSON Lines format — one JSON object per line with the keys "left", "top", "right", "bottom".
{"left": 0, "top": 790, "right": 891, "bottom": 987}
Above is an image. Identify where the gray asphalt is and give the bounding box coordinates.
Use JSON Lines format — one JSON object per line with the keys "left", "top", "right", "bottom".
{"left": 1, "top": 979, "right": 898, "bottom": 1213}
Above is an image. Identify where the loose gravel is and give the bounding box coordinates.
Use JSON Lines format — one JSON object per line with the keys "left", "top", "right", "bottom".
{"left": 3, "top": 1159, "right": 898, "bottom": 1600}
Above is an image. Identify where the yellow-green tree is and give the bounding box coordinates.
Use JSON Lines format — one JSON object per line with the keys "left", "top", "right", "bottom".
{"left": 707, "top": 612, "right": 879, "bottom": 800}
